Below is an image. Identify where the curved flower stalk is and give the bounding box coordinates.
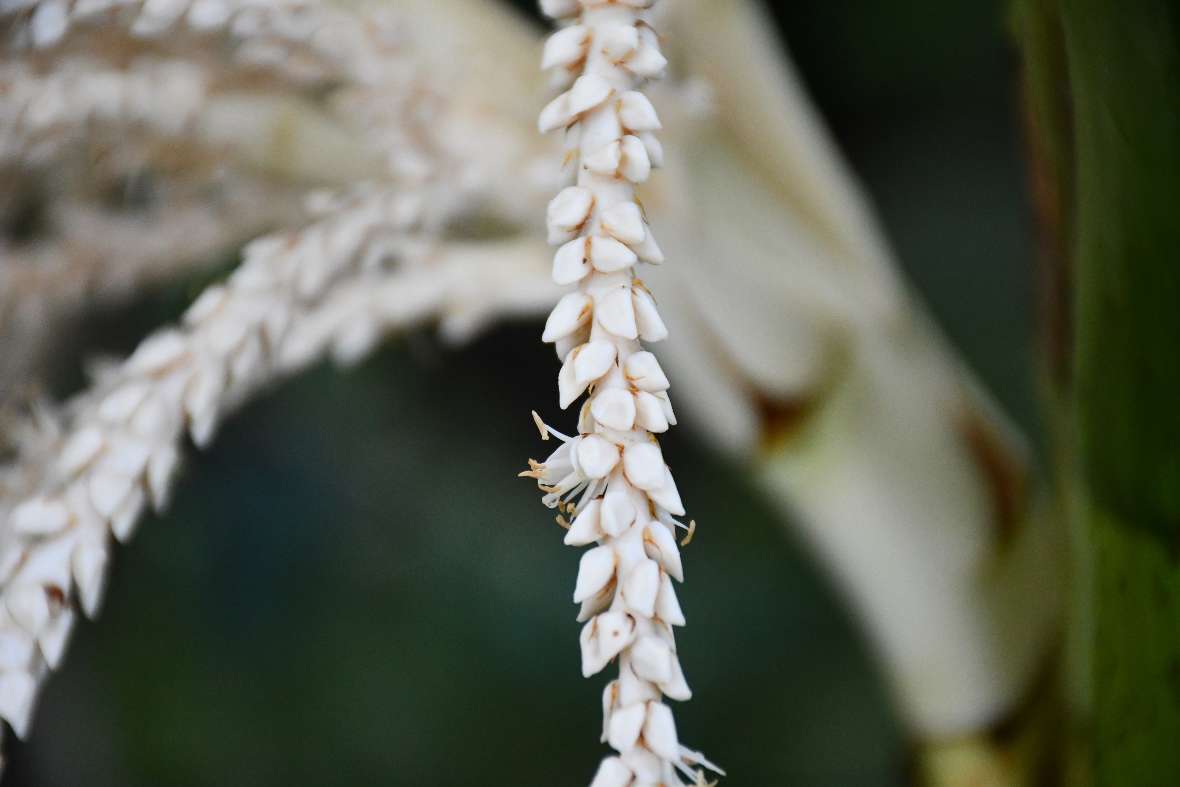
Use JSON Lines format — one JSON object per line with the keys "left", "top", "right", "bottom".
{"left": 0, "top": 185, "right": 556, "bottom": 767}
{"left": 0, "top": 187, "right": 424, "bottom": 748}
{"left": 525, "top": 2, "right": 719, "bottom": 785}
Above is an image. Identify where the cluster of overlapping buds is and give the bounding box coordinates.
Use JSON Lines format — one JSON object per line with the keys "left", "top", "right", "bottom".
{"left": 523, "top": 1, "right": 721, "bottom": 785}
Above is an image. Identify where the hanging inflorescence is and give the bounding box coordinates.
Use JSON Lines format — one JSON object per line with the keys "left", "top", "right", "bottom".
{"left": 524, "top": 1, "right": 721, "bottom": 785}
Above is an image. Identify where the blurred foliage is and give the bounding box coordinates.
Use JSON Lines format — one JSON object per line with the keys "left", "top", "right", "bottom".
{"left": 1063, "top": 0, "right": 1180, "bottom": 781}
{"left": 6, "top": 0, "right": 1038, "bottom": 784}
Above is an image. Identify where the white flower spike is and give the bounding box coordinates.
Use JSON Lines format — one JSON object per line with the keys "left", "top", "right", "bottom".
{"left": 525, "top": 2, "right": 721, "bottom": 784}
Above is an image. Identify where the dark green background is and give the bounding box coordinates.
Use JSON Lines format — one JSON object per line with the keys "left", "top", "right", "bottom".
{"left": 6, "top": 1, "right": 1036, "bottom": 784}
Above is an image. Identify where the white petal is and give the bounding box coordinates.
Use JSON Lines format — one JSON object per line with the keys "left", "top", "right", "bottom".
{"left": 99, "top": 435, "right": 152, "bottom": 478}
{"left": 547, "top": 186, "right": 594, "bottom": 244}
{"left": 138, "top": 0, "right": 187, "bottom": 29}
{"left": 630, "top": 636, "right": 674, "bottom": 685}
{"left": 590, "top": 389, "right": 636, "bottom": 431}
{"left": 656, "top": 391, "right": 677, "bottom": 425}
{"left": 632, "top": 289, "right": 668, "bottom": 342}
{"left": 578, "top": 399, "right": 597, "bottom": 435}
{"left": 540, "top": 74, "right": 614, "bottom": 133}
{"left": 126, "top": 330, "right": 187, "bottom": 374}
{"left": 58, "top": 427, "right": 105, "bottom": 476}
{"left": 0, "top": 671, "right": 37, "bottom": 739}
{"left": 538, "top": 92, "right": 575, "bottom": 133}
{"left": 644, "top": 523, "right": 684, "bottom": 582}
{"left": 601, "top": 480, "right": 636, "bottom": 537}
{"left": 184, "top": 365, "right": 224, "bottom": 426}
{"left": 607, "top": 702, "right": 646, "bottom": 753}
{"left": 547, "top": 65, "right": 576, "bottom": 92}
{"left": 580, "top": 617, "right": 609, "bottom": 677}
{"left": 649, "top": 468, "right": 686, "bottom": 516}
{"left": 6, "top": 585, "right": 49, "bottom": 636}
{"left": 577, "top": 435, "right": 621, "bottom": 479}
{"left": 14, "top": 536, "right": 71, "bottom": 590}
{"left": 584, "top": 140, "right": 622, "bottom": 175}
{"left": 191, "top": 412, "right": 221, "bottom": 448}
{"left": 624, "top": 351, "right": 670, "bottom": 392}
{"left": 542, "top": 24, "right": 589, "bottom": 70}
{"left": 130, "top": 394, "right": 172, "bottom": 439}
{"left": 596, "top": 287, "right": 638, "bottom": 340}
{"left": 626, "top": 26, "right": 668, "bottom": 77}
{"left": 97, "top": 383, "right": 150, "bottom": 423}
{"left": 543, "top": 292, "right": 592, "bottom": 343}
{"left": 589, "top": 757, "right": 633, "bottom": 787}
{"left": 558, "top": 352, "right": 586, "bottom": 409}
{"left": 589, "top": 236, "right": 638, "bottom": 273}
{"left": 618, "top": 91, "right": 661, "bottom": 132}
{"left": 569, "top": 74, "right": 614, "bottom": 115}
{"left": 109, "top": 484, "right": 146, "bottom": 543}
{"left": 623, "top": 442, "right": 665, "bottom": 491}
{"left": 596, "top": 610, "right": 636, "bottom": 663}
{"left": 187, "top": 0, "right": 231, "bottom": 29}
{"left": 0, "top": 548, "right": 20, "bottom": 587}
{"left": 567, "top": 436, "right": 587, "bottom": 477}
{"left": 29, "top": 0, "right": 67, "bottom": 47}
{"left": 643, "top": 703, "right": 680, "bottom": 761}
{"left": 574, "top": 340, "right": 617, "bottom": 385}
{"left": 553, "top": 238, "right": 592, "bottom": 285}
{"left": 618, "top": 666, "right": 661, "bottom": 705}
{"left": 72, "top": 542, "right": 109, "bottom": 618}
{"left": 638, "top": 132, "right": 663, "bottom": 168}
{"left": 0, "top": 632, "right": 34, "bottom": 671}
{"left": 622, "top": 559, "right": 660, "bottom": 618}
{"left": 556, "top": 331, "right": 582, "bottom": 362}
{"left": 88, "top": 471, "right": 132, "bottom": 520}
{"left": 618, "top": 135, "right": 652, "bottom": 182}
{"left": 38, "top": 607, "right": 75, "bottom": 670}
{"left": 657, "top": 571, "right": 686, "bottom": 626}
{"left": 539, "top": 0, "right": 578, "bottom": 18}
{"left": 11, "top": 498, "right": 70, "bottom": 537}
{"left": 600, "top": 202, "right": 647, "bottom": 246}
{"left": 634, "top": 391, "right": 670, "bottom": 433}
{"left": 601, "top": 679, "right": 619, "bottom": 742}
{"left": 147, "top": 446, "right": 181, "bottom": 512}
{"left": 631, "top": 227, "right": 665, "bottom": 263}
{"left": 206, "top": 313, "right": 247, "bottom": 355}
{"left": 578, "top": 586, "right": 614, "bottom": 623}
{"left": 660, "top": 655, "right": 693, "bottom": 701}
{"left": 580, "top": 109, "right": 626, "bottom": 153}
{"left": 599, "top": 23, "right": 638, "bottom": 61}
{"left": 574, "top": 545, "right": 617, "bottom": 603}
{"left": 620, "top": 747, "right": 663, "bottom": 782}
{"left": 565, "top": 498, "right": 604, "bottom": 546}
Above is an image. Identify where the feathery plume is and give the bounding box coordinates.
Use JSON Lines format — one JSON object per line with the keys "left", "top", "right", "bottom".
{"left": 526, "top": 2, "right": 720, "bottom": 785}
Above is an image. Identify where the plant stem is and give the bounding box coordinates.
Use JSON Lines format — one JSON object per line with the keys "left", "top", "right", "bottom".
{"left": 1063, "top": 0, "right": 1180, "bottom": 782}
